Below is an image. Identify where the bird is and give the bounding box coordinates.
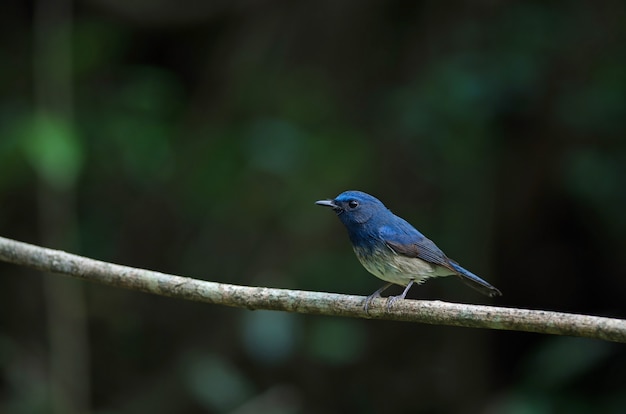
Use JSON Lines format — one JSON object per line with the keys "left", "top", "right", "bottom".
{"left": 315, "top": 190, "right": 501, "bottom": 311}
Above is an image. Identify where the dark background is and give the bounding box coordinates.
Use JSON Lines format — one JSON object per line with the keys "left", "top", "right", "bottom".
{"left": 1, "top": 1, "right": 625, "bottom": 413}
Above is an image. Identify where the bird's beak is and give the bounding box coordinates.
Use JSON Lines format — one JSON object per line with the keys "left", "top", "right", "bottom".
{"left": 315, "top": 199, "right": 337, "bottom": 208}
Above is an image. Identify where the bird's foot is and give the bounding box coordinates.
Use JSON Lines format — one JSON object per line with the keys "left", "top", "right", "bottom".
{"left": 363, "top": 283, "right": 393, "bottom": 313}
{"left": 385, "top": 295, "right": 403, "bottom": 310}
{"left": 384, "top": 279, "right": 415, "bottom": 311}
{"left": 363, "top": 292, "right": 381, "bottom": 313}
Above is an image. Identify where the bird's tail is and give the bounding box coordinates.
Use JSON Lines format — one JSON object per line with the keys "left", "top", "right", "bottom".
{"left": 449, "top": 262, "right": 502, "bottom": 297}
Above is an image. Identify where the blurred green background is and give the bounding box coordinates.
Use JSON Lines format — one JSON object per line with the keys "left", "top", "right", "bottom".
{"left": 1, "top": 1, "right": 626, "bottom": 413}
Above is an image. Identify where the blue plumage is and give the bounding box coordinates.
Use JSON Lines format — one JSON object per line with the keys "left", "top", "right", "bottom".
{"left": 316, "top": 190, "right": 501, "bottom": 311}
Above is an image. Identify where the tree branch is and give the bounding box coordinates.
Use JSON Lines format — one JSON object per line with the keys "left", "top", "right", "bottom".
{"left": 1, "top": 236, "right": 625, "bottom": 343}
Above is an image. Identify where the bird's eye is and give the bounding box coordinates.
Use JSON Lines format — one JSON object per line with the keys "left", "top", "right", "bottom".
{"left": 348, "top": 200, "right": 359, "bottom": 209}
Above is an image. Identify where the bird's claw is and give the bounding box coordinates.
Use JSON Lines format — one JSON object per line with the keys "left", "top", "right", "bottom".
{"left": 385, "top": 295, "right": 401, "bottom": 310}
{"left": 363, "top": 283, "right": 394, "bottom": 313}
{"left": 363, "top": 292, "right": 381, "bottom": 313}
{"left": 364, "top": 293, "right": 403, "bottom": 312}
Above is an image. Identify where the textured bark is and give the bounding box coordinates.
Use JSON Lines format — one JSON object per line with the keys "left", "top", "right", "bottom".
{"left": 1, "top": 236, "right": 624, "bottom": 343}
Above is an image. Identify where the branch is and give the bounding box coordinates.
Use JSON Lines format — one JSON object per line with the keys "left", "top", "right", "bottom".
{"left": 1, "top": 236, "right": 625, "bottom": 343}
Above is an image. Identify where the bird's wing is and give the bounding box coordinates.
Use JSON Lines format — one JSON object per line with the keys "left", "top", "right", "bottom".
{"left": 379, "top": 224, "right": 453, "bottom": 269}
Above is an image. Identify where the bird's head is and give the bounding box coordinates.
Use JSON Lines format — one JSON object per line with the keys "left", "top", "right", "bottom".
{"left": 315, "top": 190, "right": 388, "bottom": 228}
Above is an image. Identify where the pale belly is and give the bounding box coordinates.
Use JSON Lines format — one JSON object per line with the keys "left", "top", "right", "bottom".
{"left": 353, "top": 246, "right": 453, "bottom": 286}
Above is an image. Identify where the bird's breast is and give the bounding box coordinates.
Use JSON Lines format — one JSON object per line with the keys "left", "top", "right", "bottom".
{"left": 352, "top": 244, "right": 445, "bottom": 286}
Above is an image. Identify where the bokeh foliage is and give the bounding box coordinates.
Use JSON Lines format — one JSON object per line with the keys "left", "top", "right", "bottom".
{"left": 1, "top": 1, "right": 625, "bottom": 413}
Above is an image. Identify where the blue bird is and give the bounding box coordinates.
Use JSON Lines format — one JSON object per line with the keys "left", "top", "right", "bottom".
{"left": 316, "top": 190, "right": 501, "bottom": 311}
